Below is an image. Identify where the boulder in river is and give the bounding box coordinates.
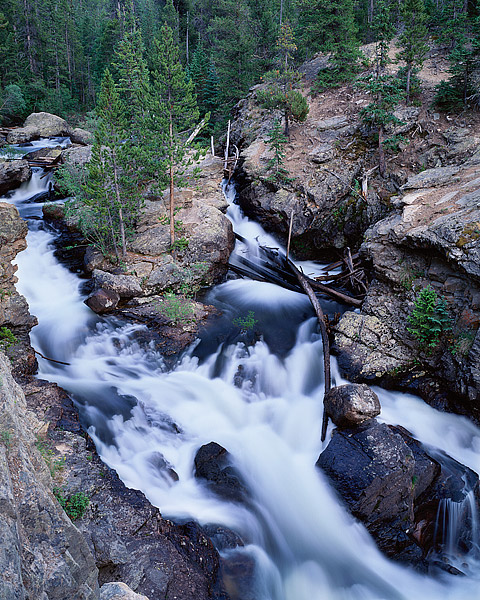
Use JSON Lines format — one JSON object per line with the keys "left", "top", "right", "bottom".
{"left": 324, "top": 383, "right": 381, "bottom": 427}
{"left": 194, "top": 442, "right": 249, "bottom": 504}
{"left": 85, "top": 288, "right": 121, "bottom": 314}
{"left": 6, "top": 112, "right": 73, "bottom": 144}
{"left": 317, "top": 389, "right": 480, "bottom": 569}
{"left": 0, "top": 159, "right": 31, "bottom": 195}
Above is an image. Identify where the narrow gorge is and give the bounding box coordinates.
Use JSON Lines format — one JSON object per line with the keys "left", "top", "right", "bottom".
{"left": 1, "top": 49, "right": 480, "bottom": 600}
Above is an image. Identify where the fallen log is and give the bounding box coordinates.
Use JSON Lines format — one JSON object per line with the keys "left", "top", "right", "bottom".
{"left": 287, "top": 259, "right": 331, "bottom": 441}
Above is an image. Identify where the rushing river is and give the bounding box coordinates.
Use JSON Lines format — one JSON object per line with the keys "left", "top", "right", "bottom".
{"left": 4, "top": 160, "right": 480, "bottom": 599}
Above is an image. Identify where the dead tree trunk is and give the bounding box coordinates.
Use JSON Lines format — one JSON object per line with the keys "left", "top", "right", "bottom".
{"left": 287, "top": 259, "right": 331, "bottom": 441}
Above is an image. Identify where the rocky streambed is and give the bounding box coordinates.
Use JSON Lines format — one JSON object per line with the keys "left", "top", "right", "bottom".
{"left": 2, "top": 98, "right": 480, "bottom": 600}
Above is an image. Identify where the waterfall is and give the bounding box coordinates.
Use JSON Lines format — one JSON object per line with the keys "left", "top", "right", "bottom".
{"left": 4, "top": 163, "right": 480, "bottom": 599}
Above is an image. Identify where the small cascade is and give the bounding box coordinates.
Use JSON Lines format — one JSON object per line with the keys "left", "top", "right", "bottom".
{"left": 434, "top": 491, "right": 480, "bottom": 562}
{"left": 6, "top": 168, "right": 54, "bottom": 216}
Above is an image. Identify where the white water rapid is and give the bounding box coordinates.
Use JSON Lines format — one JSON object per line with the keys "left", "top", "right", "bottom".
{"left": 5, "top": 168, "right": 480, "bottom": 599}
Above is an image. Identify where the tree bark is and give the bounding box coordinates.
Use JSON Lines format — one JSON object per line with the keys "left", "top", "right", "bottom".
{"left": 406, "top": 64, "right": 412, "bottom": 105}
{"left": 378, "top": 125, "right": 386, "bottom": 178}
{"left": 287, "top": 259, "right": 331, "bottom": 441}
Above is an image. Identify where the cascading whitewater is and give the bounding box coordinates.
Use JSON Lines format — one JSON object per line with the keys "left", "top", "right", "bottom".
{"left": 5, "top": 167, "right": 480, "bottom": 599}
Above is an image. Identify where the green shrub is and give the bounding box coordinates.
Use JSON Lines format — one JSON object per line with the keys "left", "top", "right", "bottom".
{"left": 54, "top": 488, "right": 90, "bottom": 520}
{"left": 433, "top": 80, "right": 465, "bottom": 111}
{"left": 0, "top": 327, "right": 17, "bottom": 352}
{"left": 156, "top": 293, "right": 194, "bottom": 325}
{"left": 233, "top": 311, "right": 258, "bottom": 332}
{"left": 407, "top": 286, "right": 452, "bottom": 350}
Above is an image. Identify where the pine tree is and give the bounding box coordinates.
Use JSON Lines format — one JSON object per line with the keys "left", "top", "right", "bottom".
{"left": 82, "top": 69, "right": 142, "bottom": 259}
{"left": 208, "top": 0, "right": 258, "bottom": 103}
{"left": 433, "top": 2, "right": 480, "bottom": 109}
{"left": 356, "top": 1, "right": 403, "bottom": 177}
{"left": 151, "top": 24, "right": 200, "bottom": 246}
{"left": 257, "top": 22, "right": 309, "bottom": 137}
{"left": 297, "top": 0, "right": 360, "bottom": 75}
{"left": 188, "top": 42, "right": 210, "bottom": 112}
{"left": 265, "top": 118, "right": 290, "bottom": 183}
{"left": 203, "top": 63, "right": 221, "bottom": 114}
{"left": 396, "top": 0, "right": 429, "bottom": 103}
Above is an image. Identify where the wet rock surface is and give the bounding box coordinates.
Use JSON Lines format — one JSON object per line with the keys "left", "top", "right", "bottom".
{"left": 194, "top": 442, "right": 249, "bottom": 504}
{"left": 318, "top": 409, "right": 480, "bottom": 568}
{"left": 0, "top": 202, "right": 37, "bottom": 375}
{"left": 0, "top": 354, "right": 99, "bottom": 600}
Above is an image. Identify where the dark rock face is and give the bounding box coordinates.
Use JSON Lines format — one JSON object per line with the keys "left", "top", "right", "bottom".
{"left": 318, "top": 421, "right": 424, "bottom": 562}
{"left": 194, "top": 442, "right": 248, "bottom": 504}
{"left": 324, "top": 383, "right": 381, "bottom": 427}
{"left": 0, "top": 159, "right": 31, "bottom": 195}
{"left": 334, "top": 160, "right": 480, "bottom": 418}
{"left": 317, "top": 419, "right": 480, "bottom": 568}
{"left": 0, "top": 355, "right": 99, "bottom": 600}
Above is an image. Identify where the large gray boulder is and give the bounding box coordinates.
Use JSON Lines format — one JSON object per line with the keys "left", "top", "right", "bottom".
{"left": 6, "top": 112, "right": 73, "bottom": 144}
{"left": 71, "top": 127, "right": 94, "bottom": 145}
{"left": 92, "top": 270, "right": 143, "bottom": 298}
{"left": 0, "top": 159, "right": 31, "bottom": 195}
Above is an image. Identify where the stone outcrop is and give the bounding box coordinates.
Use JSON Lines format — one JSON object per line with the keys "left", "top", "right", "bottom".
{"left": 0, "top": 160, "right": 31, "bottom": 195}
{"left": 0, "top": 202, "right": 37, "bottom": 374}
{"left": 334, "top": 158, "right": 480, "bottom": 417}
{"left": 0, "top": 353, "right": 99, "bottom": 600}
{"left": 7, "top": 112, "right": 73, "bottom": 144}
{"left": 318, "top": 384, "right": 480, "bottom": 570}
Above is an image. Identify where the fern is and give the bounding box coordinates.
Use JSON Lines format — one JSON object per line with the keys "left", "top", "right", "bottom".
{"left": 407, "top": 286, "right": 452, "bottom": 350}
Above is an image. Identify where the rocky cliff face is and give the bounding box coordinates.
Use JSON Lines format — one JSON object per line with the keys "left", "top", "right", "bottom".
{"left": 230, "top": 49, "right": 480, "bottom": 418}
{"left": 0, "top": 353, "right": 99, "bottom": 600}
{"left": 0, "top": 202, "right": 37, "bottom": 375}
{"left": 334, "top": 159, "right": 480, "bottom": 418}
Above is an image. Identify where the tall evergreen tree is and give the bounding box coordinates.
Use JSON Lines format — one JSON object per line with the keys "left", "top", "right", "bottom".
{"left": 397, "top": 0, "right": 429, "bottom": 103}
{"left": 357, "top": 0, "right": 403, "bottom": 177}
{"left": 297, "top": 0, "right": 359, "bottom": 70}
{"left": 208, "top": 0, "right": 258, "bottom": 104}
{"left": 257, "top": 22, "right": 309, "bottom": 137}
{"left": 151, "top": 24, "right": 200, "bottom": 246}
{"left": 80, "top": 69, "right": 142, "bottom": 259}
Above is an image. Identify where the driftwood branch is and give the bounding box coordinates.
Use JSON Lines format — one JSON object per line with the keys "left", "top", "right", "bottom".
{"left": 287, "top": 259, "right": 331, "bottom": 441}
{"left": 34, "top": 349, "right": 70, "bottom": 366}
{"left": 185, "top": 116, "right": 208, "bottom": 145}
